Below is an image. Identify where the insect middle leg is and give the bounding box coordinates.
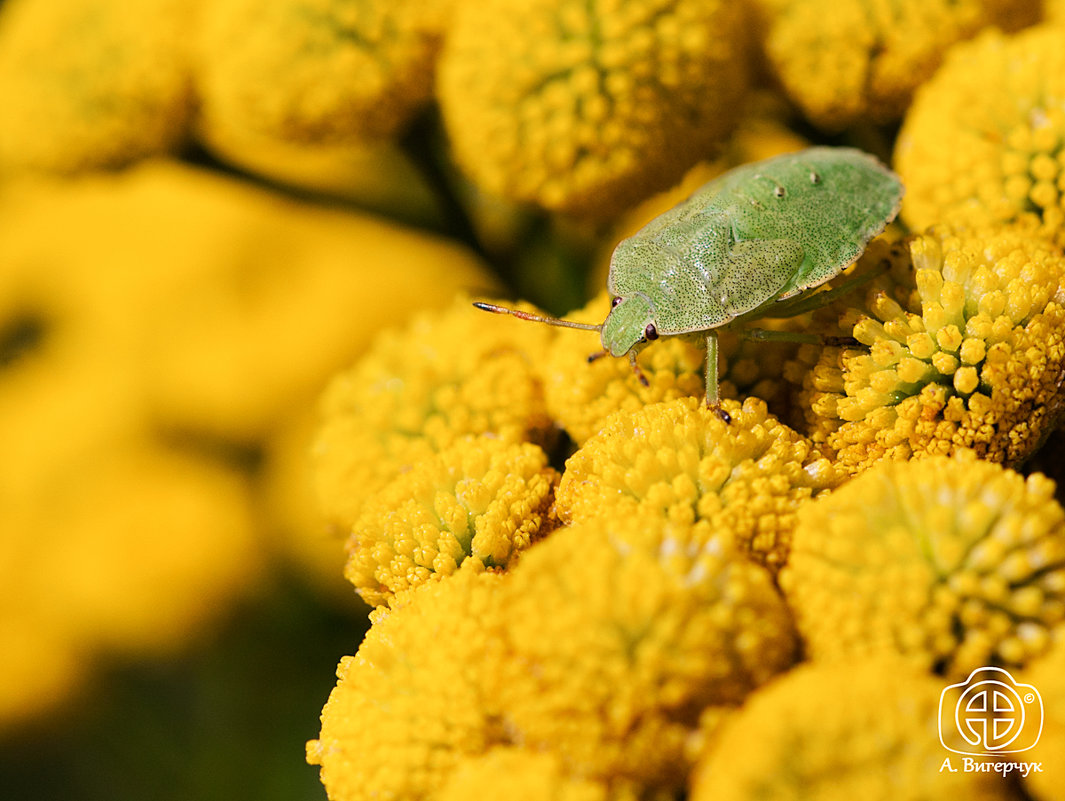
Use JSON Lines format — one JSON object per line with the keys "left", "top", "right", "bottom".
{"left": 704, "top": 330, "right": 730, "bottom": 423}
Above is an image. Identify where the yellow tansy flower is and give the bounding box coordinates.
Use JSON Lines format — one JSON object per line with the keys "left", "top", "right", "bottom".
{"left": 542, "top": 292, "right": 804, "bottom": 445}
{"left": 345, "top": 436, "right": 558, "bottom": 607}
{"left": 314, "top": 295, "right": 554, "bottom": 534}
{"left": 0, "top": 501, "right": 87, "bottom": 729}
{"left": 0, "top": 162, "right": 495, "bottom": 445}
{"left": 259, "top": 406, "right": 366, "bottom": 607}
{"left": 689, "top": 658, "right": 1013, "bottom": 801}
{"left": 782, "top": 454, "right": 1065, "bottom": 679}
{"left": 751, "top": 0, "right": 1038, "bottom": 131}
{"left": 1021, "top": 638, "right": 1065, "bottom": 801}
{"left": 798, "top": 226, "right": 1065, "bottom": 473}
{"left": 556, "top": 396, "right": 841, "bottom": 572}
{"left": 197, "top": 0, "right": 448, "bottom": 144}
{"left": 896, "top": 24, "right": 1065, "bottom": 247}
{"left": 39, "top": 446, "right": 259, "bottom": 656}
{"left": 196, "top": 126, "right": 444, "bottom": 227}
{"left": 496, "top": 517, "right": 798, "bottom": 790}
{"left": 0, "top": 0, "right": 193, "bottom": 174}
{"left": 0, "top": 608, "right": 84, "bottom": 730}
{"left": 137, "top": 167, "right": 496, "bottom": 444}
{"left": 437, "top": 749, "right": 636, "bottom": 801}
{"left": 307, "top": 564, "right": 507, "bottom": 801}
{"left": 437, "top": 0, "right": 749, "bottom": 217}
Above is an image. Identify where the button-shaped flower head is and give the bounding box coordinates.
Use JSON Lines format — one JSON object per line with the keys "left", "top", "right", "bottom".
{"left": 897, "top": 24, "right": 1065, "bottom": 247}
{"left": 0, "top": 0, "right": 193, "bottom": 174}
{"left": 557, "top": 396, "right": 841, "bottom": 572}
{"left": 345, "top": 436, "right": 558, "bottom": 607}
{"left": 690, "top": 658, "right": 1015, "bottom": 801}
{"left": 307, "top": 565, "right": 509, "bottom": 801}
{"left": 314, "top": 296, "right": 554, "bottom": 532}
{"left": 782, "top": 454, "right": 1065, "bottom": 678}
{"left": 437, "top": 0, "right": 750, "bottom": 217}
{"left": 197, "top": 0, "right": 448, "bottom": 144}
{"left": 495, "top": 517, "right": 798, "bottom": 790}
{"left": 799, "top": 226, "right": 1065, "bottom": 473}
{"left": 752, "top": 0, "right": 1038, "bottom": 131}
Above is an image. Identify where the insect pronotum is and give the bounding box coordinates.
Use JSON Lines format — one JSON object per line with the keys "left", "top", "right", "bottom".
{"left": 475, "top": 147, "right": 904, "bottom": 420}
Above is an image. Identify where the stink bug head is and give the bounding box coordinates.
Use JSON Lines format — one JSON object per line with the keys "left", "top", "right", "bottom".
{"left": 602, "top": 293, "right": 657, "bottom": 357}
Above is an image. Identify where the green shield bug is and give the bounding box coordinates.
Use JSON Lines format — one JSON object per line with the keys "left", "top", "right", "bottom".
{"left": 475, "top": 146, "right": 903, "bottom": 420}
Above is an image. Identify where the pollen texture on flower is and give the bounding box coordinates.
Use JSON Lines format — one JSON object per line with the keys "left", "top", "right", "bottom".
{"left": 752, "top": 0, "right": 1039, "bottom": 131}
{"left": 197, "top": 0, "right": 448, "bottom": 144}
{"left": 313, "top": 296, "right": 554, "bottom": 533}
{"left": 798, "top": 225, "right": 1065, "bottom": 473}
{"left": 1021, "top": 638, "right": 1065, "bottom": 801}
{"left": 437, "top": 0, "right": 749, "bottom": 217}
{"left": 556, "top": 396, "right": 841, "bottom": 573}
{"left": 345, "top": 436, "right": 558, "bottom": 607}
{"left": 494, "top": 517, "right": 798, "bottom": 789}
{"left": 781, "top": 454, "right": 1065, "bottom": 678}
{"left": 435, "top": 748, "right": 624, "bottom": 801}
{"left": 896, "top": 24, "right": 1065, "bottom": 247}
{"left": 689, "top": 658, "right": 1015, "bottom": 801}
{"left": 306, "top": 564, "right": 507, "bottom": 801}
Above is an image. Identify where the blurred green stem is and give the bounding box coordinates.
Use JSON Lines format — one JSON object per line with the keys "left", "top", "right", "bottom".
{"left": 399, "top": 112, "right": 487, "bottom": 262}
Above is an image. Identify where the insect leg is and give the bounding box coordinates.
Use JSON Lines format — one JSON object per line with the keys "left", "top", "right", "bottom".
{"left": 765, "top": 259, "right": 890, "bottom": 319}
{"left": 737, "top": 327, "right": 860, "bottom": 348}
{"left": 587, "top": 349, "right": 608, "bottom": 363}
{"left": 628, "top": 350, "right": 649, "bottom": 387}
{"left": 737, "top": 328, "right": 821, "bottom": 344}
{"left": 704, "top": 330, "right": 730, "bottom": 423}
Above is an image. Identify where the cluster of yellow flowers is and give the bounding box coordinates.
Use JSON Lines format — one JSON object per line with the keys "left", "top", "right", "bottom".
{"left": 310, "top": 243, "right": 1065, "bottom": 801}
{"left": 303, "top": 16, "right": 1065, "bottom": 801}
{"left": 311, "top": 287, "right": 1065, "bottom": 799}
{"left": 0, "top": 162, "right": 493, "bottom": 725}
{"left": 0, "top": 0, "right": 756, "bottom": 219}
{"left": 6, "top": 0, "right": 1065, "bottom": 798}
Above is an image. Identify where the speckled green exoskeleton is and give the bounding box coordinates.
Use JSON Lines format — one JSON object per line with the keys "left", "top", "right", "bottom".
{"left": 475, "top": 147, "right": 903, "bottom": 419}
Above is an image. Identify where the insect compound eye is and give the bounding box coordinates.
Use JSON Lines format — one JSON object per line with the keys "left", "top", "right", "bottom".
{"left": 611, "top": 296, "right": 623, "bottom": 308}
{"left": 643, "top": 323, "right": 659, "bottom": 341}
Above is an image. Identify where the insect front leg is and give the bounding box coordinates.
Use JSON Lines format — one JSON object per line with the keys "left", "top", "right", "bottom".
{"left": 628, "top": 350, "right": 649, "bottom": 387}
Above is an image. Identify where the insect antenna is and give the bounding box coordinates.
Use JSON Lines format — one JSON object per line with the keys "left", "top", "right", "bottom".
{"left": 472, "top": 301, "right": 602, "bottom": 332}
